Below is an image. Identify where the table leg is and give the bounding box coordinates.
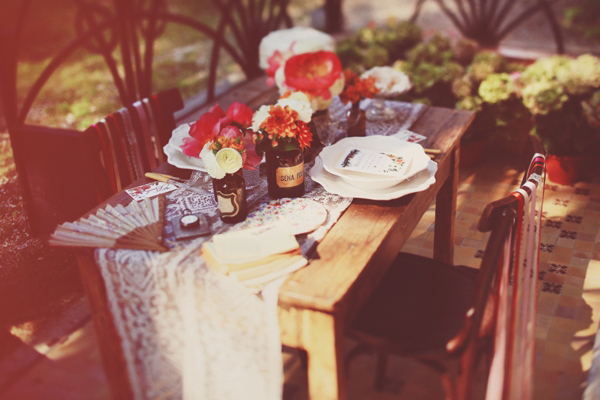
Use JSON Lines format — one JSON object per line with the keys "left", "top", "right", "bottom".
{"left": 434, "top": 146, "right": 459, "bottom": 264}
{"left": 303, "top": 310, "right": 347, "bottom": 400}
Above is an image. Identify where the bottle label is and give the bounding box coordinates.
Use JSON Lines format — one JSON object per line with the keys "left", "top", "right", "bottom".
{"left": 276, "top": 162, "right": 304, "bottom": 188}
{"left": 216, "top": 189, "right": 242, "bottom": 217}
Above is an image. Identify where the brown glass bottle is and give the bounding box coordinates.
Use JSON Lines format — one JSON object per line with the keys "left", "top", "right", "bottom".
{"left": 346, "top": 102, "right": 366, "bottom": 137}
{"left": 265, "top": 148, "right": 304, "bottom": 198}
{"left": 212, "top": 170, "right": 247, "bottom": 223}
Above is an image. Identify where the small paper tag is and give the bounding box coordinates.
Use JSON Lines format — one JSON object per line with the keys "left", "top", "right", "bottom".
{"left": 393, "top": 129, "right": 426, "bottom": 143}
{"left": 126, "top": 181, "right": 177, "bottom": 201}
{"left": 336, "top": 148, "right": 409, "bottom": 176}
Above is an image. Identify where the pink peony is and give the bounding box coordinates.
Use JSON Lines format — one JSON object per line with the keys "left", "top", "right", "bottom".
{"left": 226, "top": 102, "right": 254, "bottom": 127}
{"left": 181, "top": 137, "right": 205, "bottom": 157}
{"left": 220, "top": 125, "right": 242, "bottom": 139}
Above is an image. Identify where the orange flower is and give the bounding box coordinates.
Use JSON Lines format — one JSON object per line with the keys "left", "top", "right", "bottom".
{"left": 261, "top": 105, "right": 300, "bottom": 139}
{"left": 339, "top": 69, "right": 379, "bottom": 105}
{"left": 296, "top": 121, "right": 313, "bottom": 150}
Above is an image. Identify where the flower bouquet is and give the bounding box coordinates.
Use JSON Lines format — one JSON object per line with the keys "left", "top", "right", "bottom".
{"left": 180, "top": 102, "right": 259, "bottom": 223}
{"left": 274, "top": 50, "right": 345, "bottom": 112}
{"left": 251, "top": 97, "right": 313, "bottom": 198}
{"left": 339, "top": 69, "right": 379, "bottom": 137}
{"left": 360, "top": 66, "right": 412, "bottom": 121}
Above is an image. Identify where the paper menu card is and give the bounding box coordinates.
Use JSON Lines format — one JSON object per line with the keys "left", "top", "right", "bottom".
{"left": 211, "top": 224, "right": 299, "bottom": 262}
{"left": 335, "top": 147, "right": 412, "bottom": 177}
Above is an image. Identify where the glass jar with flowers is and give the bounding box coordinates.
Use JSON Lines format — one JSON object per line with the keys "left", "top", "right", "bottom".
{"left": 251, "top": 97, "right": 314, "bottom": 198}
{"left": 179, "top": 102, "right": 259, "bottom": 223}
{"left": 339, "top": 69, "right": 379, "bottom": 137}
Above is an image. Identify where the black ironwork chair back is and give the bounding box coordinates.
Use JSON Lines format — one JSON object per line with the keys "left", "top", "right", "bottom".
{"left": 0, "top": 0, "right": 291, "bottom": 235}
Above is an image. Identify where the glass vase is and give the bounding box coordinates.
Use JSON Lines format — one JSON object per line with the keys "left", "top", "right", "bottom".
{"left": 265, "top": 148, "right": 304, "bottom": 198}
{"left": 346, "top": 102, "right": 366, "bottom": 137}
{"left": 212, "top": 169, "right": 248, "bottom": 223}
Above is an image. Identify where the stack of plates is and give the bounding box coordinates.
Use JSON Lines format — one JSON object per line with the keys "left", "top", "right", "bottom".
{"left": 310, "top": 136, "right": 437, "bottom": 200}
{"left": 163, "top": 124, "right": 206, "bottom": 171}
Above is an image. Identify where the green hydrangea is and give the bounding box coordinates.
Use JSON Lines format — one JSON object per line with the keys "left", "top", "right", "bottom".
{"left": 467, "top": 51, "right": 505, "bottom": 82}
{"left": 359, "top": 44, "right": 389, "bottom": 69}
{"left": 409, "top": 62, "right": 443, "bottom": 94}
{"left": 557, "top": 54, "right": 600, "bottom": 95}
{"left": 406, "top": 35, "right": 454, "bottom": 65}
{"left": 520, "top": 55, "right": 571, "bottom": 85}
{"left": 391, "top": 20, "right": 423, "bottom": 48}
{"left": 478, "top": 73, "right": 514, "bottom": 103}
{"left": 581, "top": 89, "right": 600, "bottom": 127}
{"left": 452, "top": 75, "right": 473, "bottom": 99}
{"left": 456, "top": 95, "right": 483, "bottom": 112}
{"left": 440, "top": 62, "right": 465, "bottom": 83}
{"left": 522, "top": 80, "right": 569, "bottom": 115}
{"left": 453, "top": 38, "right": 479, "bottom": 65}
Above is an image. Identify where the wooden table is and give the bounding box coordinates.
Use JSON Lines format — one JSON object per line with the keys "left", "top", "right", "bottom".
{"left": 75, "top": 102, "right": 474, "bottom": 400}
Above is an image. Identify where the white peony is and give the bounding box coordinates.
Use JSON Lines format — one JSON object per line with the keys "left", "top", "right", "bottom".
{"left": 215, "top": 148, "right": 243, "bottom": 173}
{"left": 259, "top": 27, "right": 335, "bottom": 69}
{"left": 361, "top": 66, "right": 412, "bottom": 96}
{"left": 200, "top": 143, "right": 226, "bottom": 179}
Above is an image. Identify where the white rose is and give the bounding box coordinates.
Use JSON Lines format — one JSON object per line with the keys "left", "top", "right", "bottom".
{"left": 277, "top": 97, "right": 313, "bottom": 122}
{"left": 200, "top": 143, "right": 226, "bottom": 179}
{"left": 251, "top": 105, "right": 271, "bottom": 132}
{"left": 362, "top": 66, "right": 412, "bottom": 96}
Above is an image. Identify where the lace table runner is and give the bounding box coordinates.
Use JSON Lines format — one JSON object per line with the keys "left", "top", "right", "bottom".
{"left": 94, "top": 101, "right": 425, "bottom": 400}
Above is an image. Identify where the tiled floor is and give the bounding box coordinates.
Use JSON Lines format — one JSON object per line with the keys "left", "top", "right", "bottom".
{"left": 2, "top": 154, "right": 600, "bottom": 400}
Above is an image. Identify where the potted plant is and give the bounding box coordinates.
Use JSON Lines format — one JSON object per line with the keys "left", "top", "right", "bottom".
{"left": 517, "top": 54, "right": 600, "bottom": 184}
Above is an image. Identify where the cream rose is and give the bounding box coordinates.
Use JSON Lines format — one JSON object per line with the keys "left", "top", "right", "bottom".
{"left": 215, "top": 148, "right": 243, "bottom": 174}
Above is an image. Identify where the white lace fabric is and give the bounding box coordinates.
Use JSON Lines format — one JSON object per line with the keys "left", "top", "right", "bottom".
{"left": 94, "top": 101, "right": 425, "bottom": 400}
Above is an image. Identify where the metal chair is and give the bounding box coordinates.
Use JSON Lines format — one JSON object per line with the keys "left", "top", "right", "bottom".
{"left": 346, "top": 135, "right": 546, "bottom": 400}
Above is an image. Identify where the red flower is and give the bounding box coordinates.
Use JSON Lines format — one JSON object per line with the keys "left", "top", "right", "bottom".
{"left": 284, "top": 51, "right": 342, "bottom": 100}
{"left": 226, "top": 102, "right": 254, "bottom": 127}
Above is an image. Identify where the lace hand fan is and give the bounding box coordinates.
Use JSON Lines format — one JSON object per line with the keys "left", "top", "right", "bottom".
{"left": 49, "top": 195, "right": 167, "bottom": 252}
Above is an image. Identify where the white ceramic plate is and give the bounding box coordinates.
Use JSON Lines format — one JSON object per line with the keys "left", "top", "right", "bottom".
{"left": 163, "top": 124, "right": 206, "bottom": 171}
{"left": 245, "top": 198, "right": 328, "bottom": 235}
{"left": 319, "top": 136, "right": 431, "bottom": 190}
{"left": 310, "top": 156, "right": 437, "bottom": 200}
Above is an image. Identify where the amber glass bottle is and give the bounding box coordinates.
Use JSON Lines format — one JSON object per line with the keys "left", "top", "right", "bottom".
{"left": 347, "top": 102, "right": 366, "bottom": 137}
{"left": 212, "top": 169, "right": 247, "bottom": 223}
{"left": 265, "top": 148, "right": 304, "bottom": 198}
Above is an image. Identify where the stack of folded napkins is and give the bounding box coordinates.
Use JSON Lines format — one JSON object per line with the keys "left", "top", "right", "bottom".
{"left": 201, "top": 224, "right": 307, "bottom": 289}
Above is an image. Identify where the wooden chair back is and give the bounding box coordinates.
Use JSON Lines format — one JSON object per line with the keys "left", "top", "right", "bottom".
{"left": 479, "top": 135, "right": 546, "bottom": 400}
{"left": 10, "top": 88, "right": 183, "bottom": 236}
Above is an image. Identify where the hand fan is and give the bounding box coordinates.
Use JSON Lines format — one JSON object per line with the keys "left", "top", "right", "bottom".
{"left": 49, "top": 195, "right": 167, "bottom": 252}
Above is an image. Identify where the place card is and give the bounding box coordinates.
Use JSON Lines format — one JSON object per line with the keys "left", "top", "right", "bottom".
{"left": 126, "top": 181, "right": 177, "bottom": 201}
{"left": 393, "top": 129, "right": 426, "bottom": 143}
{"left": 335, "top": 147, "right": 411, "bottom": 177}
